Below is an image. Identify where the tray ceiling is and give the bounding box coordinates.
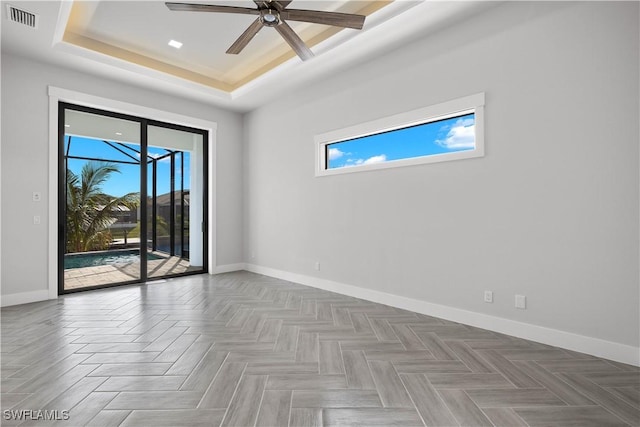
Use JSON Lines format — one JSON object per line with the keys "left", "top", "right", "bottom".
{"left": 1, "top": 1, "right": 500, "bottom": 111}
{"left": 63, "top": 1, "right": 392, "bottom": 92}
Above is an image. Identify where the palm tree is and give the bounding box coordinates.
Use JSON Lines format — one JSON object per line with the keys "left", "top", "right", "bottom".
{"left": 66, "top": 162, "right": 139, "bottom": 253}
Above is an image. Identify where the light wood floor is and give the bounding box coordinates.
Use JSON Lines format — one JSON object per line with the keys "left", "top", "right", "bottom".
{"left": 1, "top": 271, "right": 638, "bottom": 426}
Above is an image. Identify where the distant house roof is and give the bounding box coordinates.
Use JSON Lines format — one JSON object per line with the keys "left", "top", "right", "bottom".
{"left": 155, "top": 190, "right": 190, "bottom": 207}
{"left": 95, "top": 204, "right": 133, "bottom": 212}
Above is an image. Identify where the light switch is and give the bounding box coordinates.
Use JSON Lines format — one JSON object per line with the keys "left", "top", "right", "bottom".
{"left": 32, "top": 192, "right": 41, "bottom": 202}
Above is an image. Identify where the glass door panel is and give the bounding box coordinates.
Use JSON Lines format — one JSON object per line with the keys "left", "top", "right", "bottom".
{"left": 62, "top": 108, "right": 142, "bottom": 291}
{"left": 147, "top": 125, "right": 205, "bottom": 279}
{"left": 60, "top": 104, "right": 207, "bottom": 293}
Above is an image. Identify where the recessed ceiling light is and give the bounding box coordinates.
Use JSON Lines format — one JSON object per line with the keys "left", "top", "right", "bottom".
{"left": 64, "top": 124, "right": 70, "bottom": 127}
{"left": 115, "top": 132, "right": 123, "bottom": 136}
{"left": 168, "top": 39, "right": 183, "bottom": 49}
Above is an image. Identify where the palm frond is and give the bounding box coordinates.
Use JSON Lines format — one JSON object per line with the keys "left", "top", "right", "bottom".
{"left": 66, "top": 161, "right": 140, "bottom": 252}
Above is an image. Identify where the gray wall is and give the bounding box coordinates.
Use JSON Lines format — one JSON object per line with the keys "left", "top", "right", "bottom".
{"left": 1, "top": 53, "right": 244, "bottom": 297}
{"left": 244, "top": 2, "right": 640, "bottom": 347}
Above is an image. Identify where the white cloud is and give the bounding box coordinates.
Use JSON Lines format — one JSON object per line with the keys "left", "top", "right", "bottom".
{"left": 363, "top": 154, "right": 387, "bottom": 165}
{"left": 328, "top": 148, "right": 344, "bottom": 160}
{"left": 436, "top": 118, "right": 475, "bottom": 150}
{"left": 336, "top": 154, "right": 386, "bottom": 168}
{"left": 459, "top": 117, "right": 475, "bottom": 127}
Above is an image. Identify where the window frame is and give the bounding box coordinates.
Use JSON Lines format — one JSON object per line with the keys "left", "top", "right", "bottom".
{"left": 315, "top": 93, "right": 485, "bottom": 176}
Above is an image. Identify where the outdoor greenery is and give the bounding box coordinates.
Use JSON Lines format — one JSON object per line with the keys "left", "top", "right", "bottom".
{"left": 127, "top": 215, "right": 170, "bottom": 238}
{"left": 66, "top": 162, "right": 140, "bottom": 252}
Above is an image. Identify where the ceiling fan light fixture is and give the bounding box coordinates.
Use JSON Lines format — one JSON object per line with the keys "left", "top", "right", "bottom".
{"left": 259, "top": 9, "right": 280, "bottom": 27}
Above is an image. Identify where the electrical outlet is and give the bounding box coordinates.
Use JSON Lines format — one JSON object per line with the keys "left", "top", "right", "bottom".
{"left": 484, "top": 290, "right": 493, "bottom": 303}
{"left": 515, "top": 295, "right": 526, "bottom": 309}
{"left": 314, "top": 261, "right": 320, "bottom": 271}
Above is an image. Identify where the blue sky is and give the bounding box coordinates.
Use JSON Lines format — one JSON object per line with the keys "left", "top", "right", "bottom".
{"left": 327, "top": 113, "right": 475, "bottom": 169}
{"left": 65, "top": 136, "right": 190, "bottom": 197}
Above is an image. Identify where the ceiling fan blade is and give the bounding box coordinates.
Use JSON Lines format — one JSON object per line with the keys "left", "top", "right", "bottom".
{"left": 253, "top": 1, "right": 292, "bottom": 11}
{"left": 276, "top": 1, "right": 292, "bottom": 9}
{"left": 226, "top": 18, "right": 263, "bottom": 54}
{"left": 165, "top": 3, "right": 260, "bottom": 16}
{"left": 275, "top": 21, "right": 313, "bottom": 61}
{"left": 281, "top": 9, "right": 365, "bottom": 30}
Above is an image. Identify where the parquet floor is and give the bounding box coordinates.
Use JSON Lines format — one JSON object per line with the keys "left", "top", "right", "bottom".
{"left": 1, "top": 271, "right": 639, "bottom": 426}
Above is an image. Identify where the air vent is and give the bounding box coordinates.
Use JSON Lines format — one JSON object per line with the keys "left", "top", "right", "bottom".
{"left": 6, "top": 4, "right": 38, "bottom": 29}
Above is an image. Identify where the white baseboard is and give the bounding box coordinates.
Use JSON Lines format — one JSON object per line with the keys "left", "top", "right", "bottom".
{"left": 244, "top": 263, "right": 640, "bottom": 367}
{"left": 211, "top": 263, "right": 247, "bottom": 274}
{"left": 1, "top": 290, "right": 52, "bottom": 307}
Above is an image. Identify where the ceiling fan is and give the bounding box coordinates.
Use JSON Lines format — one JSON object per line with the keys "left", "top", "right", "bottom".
{"left": 165, "top": 1, "right": 366, "bottom": 61}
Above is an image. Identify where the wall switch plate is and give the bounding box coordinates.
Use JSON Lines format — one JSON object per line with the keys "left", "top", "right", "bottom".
{"left": 32, "top": 192, "right": 41, "bottom": 202}
{"left": 484, "top": 290, "right": 493, "bottom": 303}
{"left": 33, "top": 215, "right": 41, "bottom": 225}
{"left": 515, "top": 294, "right": 526, "bottom": 309}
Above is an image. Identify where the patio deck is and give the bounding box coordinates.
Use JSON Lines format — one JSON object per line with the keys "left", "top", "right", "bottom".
{"left": 64, "top": 253, "right": 200, "bottom": 289}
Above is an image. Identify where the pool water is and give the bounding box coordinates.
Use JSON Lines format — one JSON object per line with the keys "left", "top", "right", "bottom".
{"left": 64, "top": 250, "right": 163, "bottom": 269}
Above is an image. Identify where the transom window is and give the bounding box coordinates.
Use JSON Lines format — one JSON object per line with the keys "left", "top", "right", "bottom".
{"left": 315, "top": 93, "right": 484, "bottom": 176}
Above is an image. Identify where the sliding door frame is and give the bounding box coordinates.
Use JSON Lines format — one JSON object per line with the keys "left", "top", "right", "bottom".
{"left": 57, "top": 102, "right": 209, "bottom": 295}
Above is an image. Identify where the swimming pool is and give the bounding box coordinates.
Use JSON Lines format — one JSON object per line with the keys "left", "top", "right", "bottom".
{"left": 64, "top": 249, "right": 163, "bottom": 269}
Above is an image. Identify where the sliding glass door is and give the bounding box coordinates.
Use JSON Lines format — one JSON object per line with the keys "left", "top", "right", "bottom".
{"left": 59, "top": 103, "right": 207, "bottom": 293}
{"left": 146, "top": 125, "right": 205, "bottom": 279}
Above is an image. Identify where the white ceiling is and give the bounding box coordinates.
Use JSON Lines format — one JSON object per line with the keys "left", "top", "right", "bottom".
{"left": 1, "top": 1, "right": 500, "bottom": 112}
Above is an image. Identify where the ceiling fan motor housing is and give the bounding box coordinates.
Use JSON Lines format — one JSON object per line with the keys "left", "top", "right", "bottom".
{"left": 259, "top": 9, "right": 280, "bottom": 26}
